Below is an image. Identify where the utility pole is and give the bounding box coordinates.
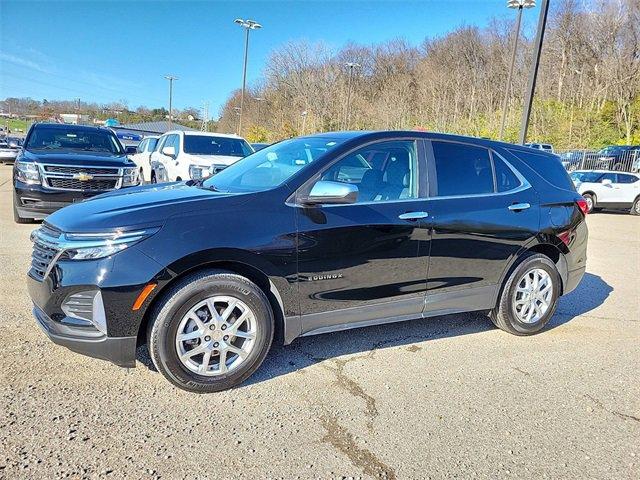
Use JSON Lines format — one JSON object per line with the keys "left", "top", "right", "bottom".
{"left": 499, "top": 0, "right": 535, "bottom": 140}
{"left": 519, "top": 0, "right": 550, "bottom": 145}
{"left": 164, "top": 75, "right": 178, "bottom": 128}
{"left": 234, "top": 18, "right": 262, "bottom": 136}
{"left": 201, "top": 102, "right": 210, "bottom": 131}
{"left": 343, "top": 62, "right": 360, "bottom": 130}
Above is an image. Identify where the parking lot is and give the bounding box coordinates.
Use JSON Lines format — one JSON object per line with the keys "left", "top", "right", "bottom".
{"left": 0, "top": 162, "right": 638, "bottom": 478}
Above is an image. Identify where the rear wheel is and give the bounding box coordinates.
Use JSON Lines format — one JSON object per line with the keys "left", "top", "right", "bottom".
{"left": 631, "top": 197, "right": 640, "bottom": 216}
{"left": 490, "top": 253, "right": 561, "bottom": 336}
{"left": 582, "top": 193, "right": 595, "bottom": 213}
{"left": 148, "top": 270, "right": 274, "bottom": 393}
{"left": 150, "top": 171, "right": 157, "bottom": 184}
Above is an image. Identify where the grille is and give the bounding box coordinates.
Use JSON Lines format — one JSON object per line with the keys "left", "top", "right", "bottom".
{"left": 43, "top": 165, "right": 119, "bottom": 175}
{"left": 30, "top": 240, "right": 58, "bottom": 282}
{"left": 47, "top": 178, "right": 118, "bottom": 191}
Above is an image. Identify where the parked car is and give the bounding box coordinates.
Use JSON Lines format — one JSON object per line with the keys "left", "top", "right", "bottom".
{"left": 27, "top": 131, "right": 588, "bottom": 392}
{"left": 570, "top": 170, "right": 640, "bottom": 214}
{"left": 150, "top": 131, "right": 253, "bottom": 183}
{"left": 128, "top": 135, "right": 159, "bottom": 183}
{"left": 592, "top": 145, "right": 640, "bottom": 171}
{"left": 0, "top": 136, "right": 23, "bottom": 164}
{"left": 525, "top": 143, "right": 554, "bottom": 153}
{"left": 251, "top": 142, "right": 270, "bottom": 151}
{"left": 13, "top": 123, "right": 141, "bottom": 223}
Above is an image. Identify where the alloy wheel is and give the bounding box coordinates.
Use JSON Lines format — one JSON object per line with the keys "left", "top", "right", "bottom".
{"left": 512, "top": 268, "right": 553, "bottom": 324}
{"left": 175, "top": 296, "right": 257, "bottom": 376}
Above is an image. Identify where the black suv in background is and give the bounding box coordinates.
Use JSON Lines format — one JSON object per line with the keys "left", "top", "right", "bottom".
{"left": 13, "top": 123, "right": 140, "bottom": 223}
{"left": 27, "top": 131, "right": 588, "bottom": 392}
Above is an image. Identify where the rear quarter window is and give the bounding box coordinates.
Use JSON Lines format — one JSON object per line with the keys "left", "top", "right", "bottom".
{"left": 508, "top": 149, "right": 575, "bottom": 191}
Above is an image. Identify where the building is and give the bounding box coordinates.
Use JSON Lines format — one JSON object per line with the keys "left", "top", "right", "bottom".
{"left": 109, "top": 121, "right": 197, "bottom": 147}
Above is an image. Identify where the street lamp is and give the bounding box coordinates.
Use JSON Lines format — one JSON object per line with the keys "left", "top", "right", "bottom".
{"left": 164, "top": 75, "right": 178, "bottom": 128}
{"left": 234, "top": 18, "right": 262, "bottom": 135}
{"left": 343, "top": 62, "right": 361, "bottom": 130}
{"left": 499, "top": 0, "right": 535, "bottom": 140}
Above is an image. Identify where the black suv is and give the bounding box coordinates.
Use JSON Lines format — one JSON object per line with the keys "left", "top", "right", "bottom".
{"left": 27, "top": 131, "right": 588, "bottom": 392}
{"left": 13, "top": 123, "right": 140, "bottom": 223}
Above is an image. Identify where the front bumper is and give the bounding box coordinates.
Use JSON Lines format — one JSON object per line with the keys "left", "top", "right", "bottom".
{"left": 33, "top": 305, "right": 137, "bottom": 367}
{"left": 0, "top": 150, "right": 18, "bottom": 162}
{"left": 14, "top": 180, "right": 114, "bottom": 219}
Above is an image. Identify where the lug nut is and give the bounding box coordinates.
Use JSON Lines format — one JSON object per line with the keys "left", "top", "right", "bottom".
{"left": 221, "top": 325, "right": 227, "bottom": 330}
{"left": 204, "top": 336, "right": 211, "bottom": 341}
{"left": 213, "top": 342, "right": 219, "bottom": 348}
{"left": 223, "top": 335, "right": 229, "bottom": 341}
{"left": 209, "top": 324, "right": 215, "bottom": 330}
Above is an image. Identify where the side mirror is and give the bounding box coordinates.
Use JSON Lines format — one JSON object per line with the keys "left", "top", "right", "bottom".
{"left": 601, "top": 178, "right": 613, "bottom": 186}
{"left": 162, "top": 145, "right": 176, "bottom": 158}
{"left": 301, "top": 180, "right": 358, "bottom": 205}
{"left": 124, "top": 146, "right": 137, "bottom": 155}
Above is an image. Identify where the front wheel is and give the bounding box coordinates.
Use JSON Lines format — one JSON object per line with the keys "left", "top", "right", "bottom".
{"left": 631, "top": 197, "right": 640, "bottom": 216}
{"left": 582, "top": 193, "right": 595, "bottom": 213}
{"left": 490, "top": 253, "right": 561, "bottom": 336}
{"left": 148, "top": 270, "right": 274, "bottom": 393}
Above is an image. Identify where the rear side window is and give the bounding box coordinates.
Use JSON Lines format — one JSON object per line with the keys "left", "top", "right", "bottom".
{"left": 493, "top": 155, "right": 521, "bottom": 192}
{"left": 432, "top": 141, "right": 493, "bottom": 196}
{"left": 508, "top": 149, "right": 574, "bottom": 191}
{"left": 617, "top": 174, "right": 639, "bottom": 184}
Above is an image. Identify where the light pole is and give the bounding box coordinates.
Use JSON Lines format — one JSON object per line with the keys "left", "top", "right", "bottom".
{"left": 343, "top": 62, "right": 361, "bottom": 130}
{"left": 164, "top": 75, "right": 178, "bottom": 128}
{"left": 234, "top": 18, "right": 262, "bottom": 135}
{"left": 499, "top": 0, "right": 535, "bottom": 140}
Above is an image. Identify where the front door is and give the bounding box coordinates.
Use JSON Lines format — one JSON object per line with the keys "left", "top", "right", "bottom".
{"left": 294, "top": 139, "right": 431, "bottom": 335}
{"left": 423, "top": 140, "right": 539, "bottom": 314}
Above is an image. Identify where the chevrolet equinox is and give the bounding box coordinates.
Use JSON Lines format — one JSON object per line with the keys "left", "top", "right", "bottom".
{"left": 27, "top": 131, "right": 589, "bottom": 392}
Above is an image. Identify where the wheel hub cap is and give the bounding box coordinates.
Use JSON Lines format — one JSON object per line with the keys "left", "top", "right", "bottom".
{"left": 175, "top": 295, "right": 257, "bottom": 376}
{"left": 513, "top": 268, "right": 553, "bottom": 324}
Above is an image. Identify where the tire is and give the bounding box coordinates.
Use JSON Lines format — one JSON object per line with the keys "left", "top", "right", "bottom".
{"left": 150, "top": 171, "right": 157, "bottom": 184}
{"left": 148, "top": 270, "right": 274, "bottom": 393}
{"left": 490, "top": 253, "right": 561, "bottom": 336}
{"left": 13, "top": 194, "right": 35, "bottom": 224}
{"left": 582, "top": 193, "right": 595, "bottom": 213}
{"left": 631, "top": 197, "right": 640, "bottom": 216}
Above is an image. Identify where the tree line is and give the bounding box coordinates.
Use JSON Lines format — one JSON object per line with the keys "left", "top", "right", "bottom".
{"left": 217, "top": 0, "right": 639, "bottom": 149}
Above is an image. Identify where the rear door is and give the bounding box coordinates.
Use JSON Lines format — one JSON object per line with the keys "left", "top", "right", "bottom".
{"left": 423, "top": 140, "right": 539, "bottom": 314}
{"left": 611, "top": 173, "right": 640, "bottom": 204}
{"left": 295, "top": 138, "right": 431, "bottom": 334}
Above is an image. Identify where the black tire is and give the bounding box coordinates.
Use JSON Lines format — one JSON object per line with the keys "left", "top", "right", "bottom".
{"left": 150, "top": 171, "right": 157, "bottom": 184}
{"left": 13, "top": 194, "right": 35, "bottom": 224}
{"left": 490, "top": 253, "right": 561, "bottom": 336}
{"left": 631, "top": 197, "right": 640, "bottom": 216}
{"left": 148, "top": 269, "right": 274, "bottom": 393}
{"left": 582, "top": 193, "right": 596, "bottom": 213}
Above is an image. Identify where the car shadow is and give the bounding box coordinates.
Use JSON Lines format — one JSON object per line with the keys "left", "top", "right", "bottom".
{"left": 135, "top": 272, "right": 612, "bottom": 385}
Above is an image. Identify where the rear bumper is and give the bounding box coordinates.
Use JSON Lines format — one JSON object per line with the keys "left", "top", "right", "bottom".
{"left": 33, "top": 305, "right": 137, "bottom": 368}
{"left": 564, "top": 266, "right": 586, "bottom": 295}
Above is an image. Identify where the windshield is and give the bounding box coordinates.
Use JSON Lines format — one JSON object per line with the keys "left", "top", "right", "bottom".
{"left": 570, "top": 171, "right": 602, "bottom": 183}
{"left": 598, "top": 146, "right": 626, "bottom": 155}
{"left": 26, "top": 126, "right": 123, "bottom": 154}
{"left": 183, "top": 135, "right": 253, "bottom": 157}
{"left": 202, "top": 136, "right": 344, "bottom": 193}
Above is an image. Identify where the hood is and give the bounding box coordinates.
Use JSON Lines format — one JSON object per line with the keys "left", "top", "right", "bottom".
{"left": 45, "top": 182, "right": 250, "bottom": 232}
{"left": 182, "top": 153, "right": 243, "bottom": 167}
{"left": 22, "top": 149, "right": 135, "bottom": 167}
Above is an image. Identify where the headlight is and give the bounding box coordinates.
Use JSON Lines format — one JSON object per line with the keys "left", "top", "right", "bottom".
{"left": 122, "top": 166, "right": 140, "bottom": 186}
{"left": 62, "top": 227, "right": 160, "bottom": 260}
{"left": 189, "top": 164, "right": 210, "bottom": 180}
{"left": 15, "top": 160, "right": 41, "bottom": 185}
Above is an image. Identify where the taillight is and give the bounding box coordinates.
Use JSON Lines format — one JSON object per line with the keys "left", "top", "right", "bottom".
{"left": 576, "top": 198, "right": 589, "bottom": 215}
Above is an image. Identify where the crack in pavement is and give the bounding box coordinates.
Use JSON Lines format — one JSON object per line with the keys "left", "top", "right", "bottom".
{"left": 320, "top": 413, "right": 397, "bottom": 480}
{"left": 584, "top": 394, "right": 640, "bottom": 423}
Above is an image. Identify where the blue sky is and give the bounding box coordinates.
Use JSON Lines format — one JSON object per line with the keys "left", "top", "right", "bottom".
{"left": 0, "top": 0, "right": 540, "bottom": 117}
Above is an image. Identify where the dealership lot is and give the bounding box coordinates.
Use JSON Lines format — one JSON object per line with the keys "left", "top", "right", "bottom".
{"left": 0, "top": 164, "right": 638, "bottom": 478}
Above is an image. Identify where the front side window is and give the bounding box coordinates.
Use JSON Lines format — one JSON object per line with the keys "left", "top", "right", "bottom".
{"left": 183, "top": 135, "right": 252, "bottom": 157}
{"left": 146, "top": 138, "right": 158, "bottom": 152}
{"left": 136, "top": 139, "right": 147, "bottom": 154}
{"left": 318, "top": 140, "right": 418, "bottom": 202}
{"left": 155, "top": 135, "right": 167, "bottom": 152}
{"left": 432, "top": 141, "right": 493, "bottom": 196}
{"left": 25, "top": 126, "right": 123, "bottom": 154}
{"left": 202, "top": 136, "right": 345, "bottom": 193}
{"left": 570, "top": 171, "right": 603, "bottom": 183}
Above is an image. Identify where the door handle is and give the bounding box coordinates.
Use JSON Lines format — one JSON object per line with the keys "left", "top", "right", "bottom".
{"left": 398, "top": 211, "right": 429, "bottom": 221}
{"left": 508, "top": 202, "right": 531, "bottom": 211}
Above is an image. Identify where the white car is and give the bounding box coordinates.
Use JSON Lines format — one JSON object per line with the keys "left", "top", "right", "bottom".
{"left": 525, "top": 143, "right": 554, "bottom": 154}
{"left": 571, "top": 170, "right": 640, "bottom": 215}
{"left": 128, "top": 135, "right": 159, "bottom": 183}
{"left": 150, "top": 131, "right": 253, "bottom": 183}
